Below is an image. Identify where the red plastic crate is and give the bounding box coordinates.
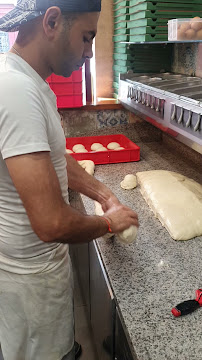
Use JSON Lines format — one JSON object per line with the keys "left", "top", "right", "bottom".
{"left": 47, "top": 68, "right": 83, "bottom": 108}
{"left": 47, "top": 68, "right": 82, "bottom": 83}
{"left": 66, "top": 135, "right": 140, "bottom": 164}
{"left": 57, "top": 94, "right": 83, "bottom": 108}
{"left": 49, "top": 82, "right": 82, "bottom": 95}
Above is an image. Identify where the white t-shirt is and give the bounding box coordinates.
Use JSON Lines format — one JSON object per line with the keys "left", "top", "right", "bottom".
{"left": 0, "top": 53, "right": 69, "bottom": 274}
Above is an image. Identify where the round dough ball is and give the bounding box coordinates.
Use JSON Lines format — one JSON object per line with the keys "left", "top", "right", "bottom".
{"left": 107, "top": 142, "right": 121, "bottom": 150}
{"left": 117, "top": 225, "right": 138, "bottom": 244}
{"left": 95, "top": 147, "right": 108, "bottom": 152}
{"left": 177, "top": 29, "right": 186, "bottom": 40}
{"left": 196, "top": 29, "right": 202, "bottom": 39}
{"left": 78, "top": 160, "right": 95, "bottom": 175}
{"left": 72, "top": 144, "right": 85, "bottom": 152}
{"left": 115, "top": 147, "right": 125, "bottom": 150}
{"left": 120, "top": 174, "right": 137, "bottom": 190}
{"left": 74, "top": 148, "right": 88, "bottom": 153}
{"left": 191, "top": 17, "right": 202, "bottom": 31}
{"left": 66, "top": 149, "right": 73, "bottom": 154}
{"left": 91, "top": 143, "right": 103, "bottom": 151}
{"left": 180, "top": 23, "right": 191, "bottom": 33}
{"left": 185, "top": 29, "right": 196, "bottom": 40}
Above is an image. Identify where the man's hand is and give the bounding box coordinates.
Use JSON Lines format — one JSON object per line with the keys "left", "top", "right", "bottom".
{"left": 104, "top": 203, "right": 139, "bottom": 234}
{"left": 100, "top": 193, "right": 121, "bottom": 213}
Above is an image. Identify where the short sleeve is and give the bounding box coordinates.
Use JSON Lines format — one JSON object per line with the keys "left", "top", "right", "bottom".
{"left": 0, "top": 73, "right": 51, "bottom": 160}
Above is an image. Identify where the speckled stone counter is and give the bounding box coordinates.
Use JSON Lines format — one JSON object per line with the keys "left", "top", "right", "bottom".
{"left": 80, "top": 141, "right": 202, "bottom": 360}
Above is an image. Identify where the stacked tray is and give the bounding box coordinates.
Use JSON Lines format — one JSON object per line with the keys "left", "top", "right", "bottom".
{"left": 128, "top": 0, "right": 202, "bottom": 42}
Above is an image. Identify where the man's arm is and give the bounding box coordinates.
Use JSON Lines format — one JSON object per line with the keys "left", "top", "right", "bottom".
{"left": 65, "top": 154, "right": 120, "bottom": 212}
{"left": 6, "top": 152, "right": 138, "bottom": 244}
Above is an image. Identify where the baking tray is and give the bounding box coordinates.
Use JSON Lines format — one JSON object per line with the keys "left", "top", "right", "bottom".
{"left": 66, "top": 134, "right": 140, "bottom": 165}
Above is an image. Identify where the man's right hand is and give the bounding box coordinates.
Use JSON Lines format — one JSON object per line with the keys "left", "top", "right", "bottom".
{"left": 103, "top": 204, "right": 139, "bottom": 234}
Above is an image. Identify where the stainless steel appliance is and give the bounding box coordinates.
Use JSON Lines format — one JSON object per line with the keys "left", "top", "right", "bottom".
{"left": 119, "top": 72, "right": 202, "bottom": 152}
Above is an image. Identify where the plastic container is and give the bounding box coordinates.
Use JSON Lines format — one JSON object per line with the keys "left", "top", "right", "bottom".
{"left": 168, "top": 18, "right": 202, "bottom": 40}
{"left": 66, "top": 134, "right": 140, "bottom": 165}
{"left": 47, "top": 68, "right": 83, "bottom": 108}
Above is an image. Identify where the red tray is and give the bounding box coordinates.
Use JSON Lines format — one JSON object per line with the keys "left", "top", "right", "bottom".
{"left": 66, "top": 134, "right": 140, "bottom": 165}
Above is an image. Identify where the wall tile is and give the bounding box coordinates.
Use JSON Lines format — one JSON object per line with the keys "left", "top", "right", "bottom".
{"left": 172, "top": 43, "right": 198, "bottom": 76}
{"left": 196, "top": 43, "right": 202, "bottom": 78}
{"left": 96, "top": 110, "right": 129, "bottom": 129}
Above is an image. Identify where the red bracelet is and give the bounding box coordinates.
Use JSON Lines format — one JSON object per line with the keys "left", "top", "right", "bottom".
{"left": 103, "top": 217, "right": 113, "bottom": 233}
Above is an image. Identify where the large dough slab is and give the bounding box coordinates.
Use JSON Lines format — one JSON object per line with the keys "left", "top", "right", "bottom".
{"left": 136, "top": 170, "right": 202, "bottom": 241}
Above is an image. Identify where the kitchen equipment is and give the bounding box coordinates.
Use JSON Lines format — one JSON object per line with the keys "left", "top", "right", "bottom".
{"left": 172, "top": 289, "right": 202, "bottom": 317}
{"left": 119, "top": 72, "right": 202, "bottom": 151}
{"left": 66, "top": 134, "right": 140, "bottom": 164}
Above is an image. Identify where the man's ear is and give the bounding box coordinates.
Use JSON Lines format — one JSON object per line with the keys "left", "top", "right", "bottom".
{"left": 42, "top": 6, "right": 63, "bottom": 39}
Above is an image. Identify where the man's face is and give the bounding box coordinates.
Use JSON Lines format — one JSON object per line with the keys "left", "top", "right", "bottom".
{"left": 54, "top": 12, "right": 99, "bottom": 77}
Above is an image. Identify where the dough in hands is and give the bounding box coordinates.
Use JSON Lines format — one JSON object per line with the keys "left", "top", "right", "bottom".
{"left": 91, "top": 143, "right": 103, "bottom": 151}
{"left": 121, "top": 174, "right": 137, "bottom": 190}
{"left": 72, "top": 144, "right": 85, "bottom": 152}
{"left": 117, "top": 225, "right": 138, "bottom": 244}
{"left": 66, "top": 149, "right": 73, "bottom": 154}
{"left": 107, "top": 142, "right": 120, "bottom": 150}
{"left": 136, "top": 170, "right": 202, "bottom": 241}
{"left": 78, "top": 160, "right": 95, "bottom": 175}
{"left": 94, "top": 201, "right": 137, "bottom": 244}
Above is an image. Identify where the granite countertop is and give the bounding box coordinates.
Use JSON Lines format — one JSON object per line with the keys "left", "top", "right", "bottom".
{"left": 80, "top": 141, "right": 202, "bottom": 360}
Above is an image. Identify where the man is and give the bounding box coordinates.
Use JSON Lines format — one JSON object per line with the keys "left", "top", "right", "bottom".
{"left": 0, "top": 1, "right": 139, "bottom": 359}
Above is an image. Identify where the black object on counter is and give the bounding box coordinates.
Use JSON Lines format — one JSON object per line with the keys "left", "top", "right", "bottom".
{"left": 172, "top": 289, "right": 202, "bottom": 317}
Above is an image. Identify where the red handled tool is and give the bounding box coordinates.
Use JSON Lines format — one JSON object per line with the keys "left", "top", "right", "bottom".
{"left": 172, "top": 289, "right": 202, "bottom": 317}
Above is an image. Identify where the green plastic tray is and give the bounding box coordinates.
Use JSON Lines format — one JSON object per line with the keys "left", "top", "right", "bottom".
{"left": 127, "top": 18, "right": 168, "bottom": 27}
{"left": 130, "top": 26, "right": 168, "bottom": 34}
{"left": 129, "top": 33, "right": 168, "bottom": 41}
{"left": 128, "top": 2, "right": 202, "bottom": 13}
{"left": 129, "top": 0, "right": 202, "bottom": 4}
{"left": 129, "top": 10, "right": 202, "bottom": 21}
{"left": 113, "top": 34, "right": 129, "bottom": 42}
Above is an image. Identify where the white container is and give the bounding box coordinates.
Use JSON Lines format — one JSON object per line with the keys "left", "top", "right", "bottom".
{"left": 168, "top": 17, "right": 202, "bottom": 41}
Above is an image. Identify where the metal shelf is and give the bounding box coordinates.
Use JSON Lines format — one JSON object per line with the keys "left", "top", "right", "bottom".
{"left": 121, "top": 40, "right": 202, "bottom": 44}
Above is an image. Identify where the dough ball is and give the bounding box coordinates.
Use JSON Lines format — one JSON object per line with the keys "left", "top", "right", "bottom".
{"left": 66, "top": 149, "right": 73, "bottom": 154}
{"left": 115, "top": 147, "right": 125, "bottom": 150}
{"left": 75, "top": 148, "right": 88, "bottom": 153}
{"left": 91, "top": 143, "right": 103, "bottom": 151}
{"left": 78, "top": 160, "right": 95, "bottom": 175}
{"left": 94, "top": 147, "right": 108, "bottom": 152}
{"left": 190, "top": 17, "right": 202, "bottom": 31}
{"left": 196, "top": 29, "right": 202, "bottom": 39}
{"left": 72, "top": 144, "right": 85, "bottom": 152}
{"left": 185, "top": 29, "right": 196, "bottom": 40}
{"left": 117, "top": 225, "right": 138, "bottom": 244}
{"left": 120, "top": 174, "right": 137, "bottom": 190}
{"left": 107, "top": 142, "right": 120, "bottom": 150}
{"left": 180, "top": 23, "right": 191, "bottom": 33}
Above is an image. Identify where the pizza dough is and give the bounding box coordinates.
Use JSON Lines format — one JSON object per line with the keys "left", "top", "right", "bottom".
{"left": 94, "top": 201, "right": 137, "bottom": 244}
{"left": 121, "top": 174, "right": 137, "bottom": 190}
{"left": 74, "top": 148, "right": 88, "bottom": 153}
{"left": 117, "top": 226, "right": 138, "bottom": 244}
{"left": 91, "top": 143, "right": 103, "bottom": 151}
{"left": 94, "top": 147, "right": 108, "bottom": 152}
{"left": 136, "top": 170, "right": 202, "bottom": 241}
{"left": 115, "top": 147, "right": 125, "bottom": 150}
{"left": 107, "top": 142, "right": 120, "bottom": 150}
{"left": 78, "top": 160, "right": 95, "bottom": 176}
{"left": 66, "top": 149, "right": 73, "bottom": 154}
{"left": 72, "top": 144, "right": 85, "bottom": 152}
